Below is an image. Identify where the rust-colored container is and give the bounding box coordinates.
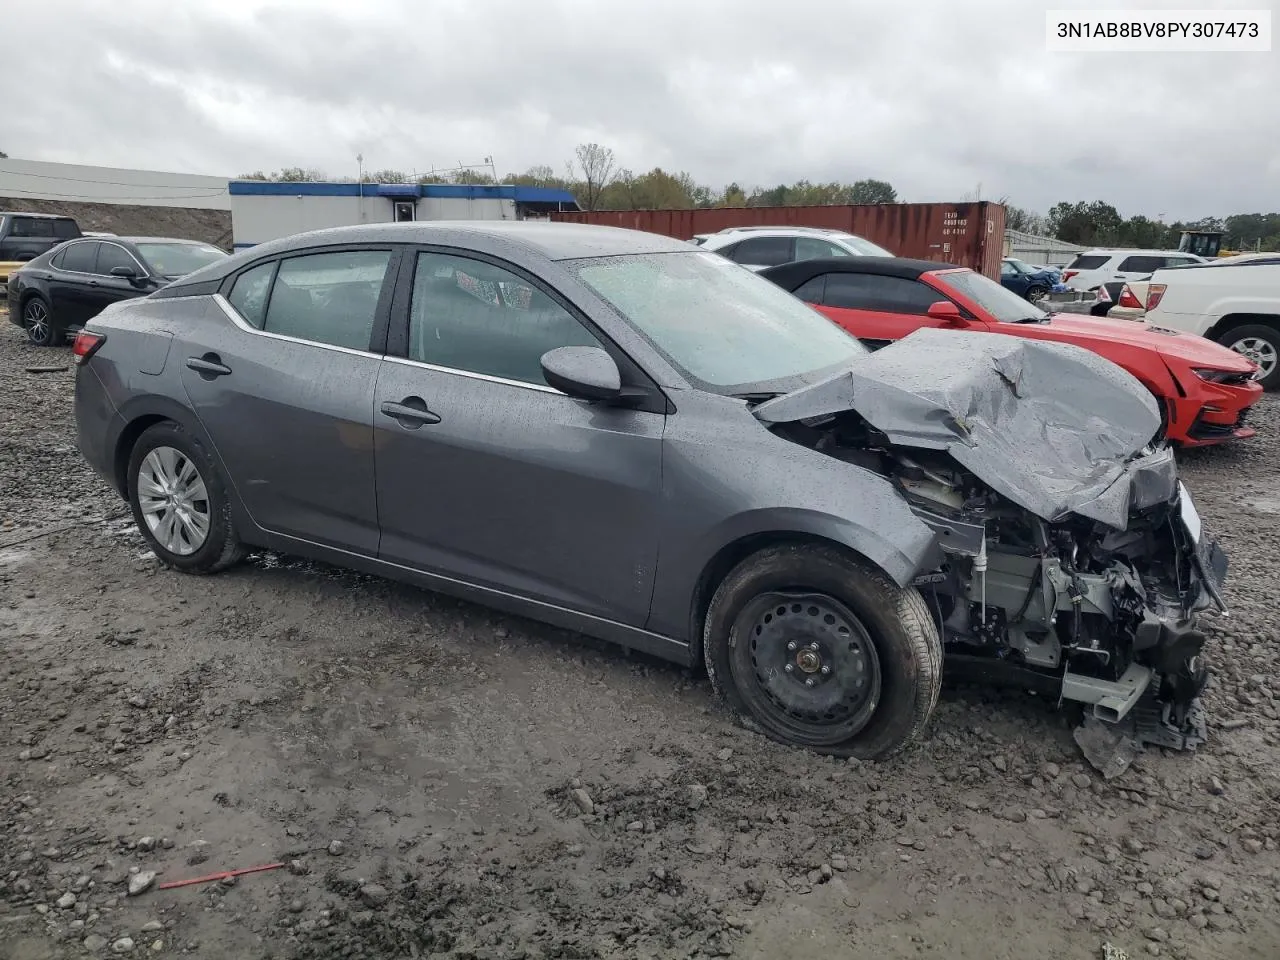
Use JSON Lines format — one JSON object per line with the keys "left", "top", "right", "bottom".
{"left": 551, "top": 202, "right": 1007, "bottom": 278}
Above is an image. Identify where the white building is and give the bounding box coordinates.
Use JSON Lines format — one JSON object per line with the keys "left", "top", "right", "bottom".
{"left": 0, "top": 158, "right": 230, "bottom": 209}
{"left": 229, "top": 181, "right": 581, "bottom": 249}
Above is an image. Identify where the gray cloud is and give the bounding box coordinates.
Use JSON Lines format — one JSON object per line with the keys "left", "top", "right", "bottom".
{"left": 7, "top": 0, "right": 1277, "bottom": 218}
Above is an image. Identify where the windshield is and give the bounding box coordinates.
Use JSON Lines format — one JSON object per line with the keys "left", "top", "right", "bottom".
{"left": 568, "top": 251, "right": 867, "bottom": 394}
{"left": 136, "top": 242, "right": 227, "bottom": 277}
{"left": 940, "top": 268, "right": 1048, "bottom": 323}
{"left": 840, "top": 234, "right": 894, "bottom": 257}
{"left": 1006, "top": 258, "right": 1037, "bottom": 274}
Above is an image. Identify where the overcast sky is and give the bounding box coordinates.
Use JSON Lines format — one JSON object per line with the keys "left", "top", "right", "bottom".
{"left": 5, "top": 0, "right": 1277, "bottom": 219}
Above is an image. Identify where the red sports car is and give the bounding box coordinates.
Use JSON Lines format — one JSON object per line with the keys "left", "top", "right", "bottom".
{"left": 760, "top": 257, "right": 1262, "bottom": 447}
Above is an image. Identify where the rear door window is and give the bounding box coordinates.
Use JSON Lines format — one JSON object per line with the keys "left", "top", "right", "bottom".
{"left": 1065, "top": 254, "right": 1110, "bottom": 271}
{"left": 792, "top": 275, "right": 827, "bottom": 302}
{"left": 226, "top": 262, "right": 276, "bottom": 329}
{"left": 60, "top": 241, "right": 99, "bottom": 273}
{"left": 260, "top": 250, "right": 392, "bottom": 350}
{"left": 794, "top": 237, "right": 851, "bottom": 261}
{"left": 1117, "top": 255, "right": 1165, "bottom": 273}
{"left": 727, "top": 236, "right": 795, "bottom": 267}
{"left": 9, "top": 217, "right": 57, "bottom": 238}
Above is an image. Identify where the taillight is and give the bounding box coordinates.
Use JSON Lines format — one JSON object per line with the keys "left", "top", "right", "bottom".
{"left": 1117, "top": 285, "right": 1144, "bottom": 309}
{"left": 1063, "top": 270, "right": 1078, "bottom": 282}
{"left": 72, "top": 331, "right": 105, "bottom": 365}
{"left": 1146, "top": 284, "right": 1167, "bottom": 311}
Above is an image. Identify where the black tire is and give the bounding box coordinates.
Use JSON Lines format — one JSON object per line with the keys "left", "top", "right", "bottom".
{"left": 1215, "top": 323, "right": 1280, "bottom": 391}
{"left": 126, "top": 421, "right": 245, "bottom": 574}
{"left": 703, "top": 543, "right": 942, "bottom": 759}
{"left": 21, "top": 295, "right": 61, "bottom": 347}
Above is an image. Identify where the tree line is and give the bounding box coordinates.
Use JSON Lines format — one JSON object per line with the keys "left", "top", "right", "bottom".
{"left": 238, "top": 143, "right": 897, "bottom": 211}
{"left": 239, "top": 142, "right": 1278, "bottom": 252}
{"left": 1007, "top": 200, "right": 1280, "bottom": 253}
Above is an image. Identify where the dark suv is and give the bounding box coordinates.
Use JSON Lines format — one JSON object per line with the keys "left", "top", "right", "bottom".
{"left": 0, "top": 212, "right": 81, "bottom": 261}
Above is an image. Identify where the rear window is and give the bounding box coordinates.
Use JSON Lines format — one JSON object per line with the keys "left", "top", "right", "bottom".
{"left": 1117, "top": 255, "right": 1165, "bottom": 273}
{"left": 1065, "top": 255, "right": 1109, "bottom": 271}
{"left": 52, "top": 219, "right": 78, "bottom": 239}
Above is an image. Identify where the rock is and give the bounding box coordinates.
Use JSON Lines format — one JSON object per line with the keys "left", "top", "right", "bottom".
{"left": 141, "top": 921, "right": 164, "bottom": 932}
{"left": 626, "top": 820, "right": 644, "bottom": 832}
{"left": 1043, "top": 762, "right": 1061, "bottom": 779}
{"left": 84, "top": 935, "right": 109, "bottom": 951}
{"left": 569, "top": 788, "right": 594, "bottom": 815}
{"left": 820, "top": 864, "right": 834, "bottom": 880}
{"left": 287, "top": 899, "right": 305, "bottom": 913}
{"left": 111, "top": 938, "right": 135, "bottom": 954}
{"left": 993, "top": 756, "right": 1008, "bottom": 773}
{"left": 831, "top": 855, "right": 848, "bottom": 871}
{"left": 1072, "top": 774, "right": 1091, "bottom": 789}
{"left": 327, "top": 840, "right": 345, "bottom": 856}
{"left": 288, "top": 859, "right": 309, "bottom": 876}
{"left": 149, "top": 942, "right": 163, "bottom": 953}
{"left": 1193, "top": 845, "right": 1215, "bottom": 860}
{"left": 688, "top": 783, "right": 708, "bottom": 810}
{"left": 358, "top": 883, "right": 389, "bottom": 908}
{"left": 1242, "top": 838, "right": 1263, "bottom": 854}
{"left": 716, "top": 748, "right": 734, "bottom": 762}
{"left": 127, "top": 871, "right": 157, "bottom": 896}
{"left": 1208, "top": 776, "right": 1226, "bottom": 796}
{"left": 896, "top": 836, "right": 916, "bottom": 846}
{"left": 136, "top": 837, "right": 156, "bottom": 852}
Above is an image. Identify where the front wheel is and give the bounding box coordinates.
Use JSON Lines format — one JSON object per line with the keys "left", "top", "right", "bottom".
{"left": 703, "top": 543, "right": 942, "bottom": 759}
{"left": 126, "top": 422, "right": 245, "bottom": 574}
{"left": 1026, "top": 285, "right": 1048, "bottom": 306}
{"left": 1218, "top": 324, "right": 1279, "bottom": 390}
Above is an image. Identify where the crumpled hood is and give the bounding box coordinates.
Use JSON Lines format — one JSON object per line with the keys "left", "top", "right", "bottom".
{"left": 754, "top": 329, "right": 1173, "bottom": 529}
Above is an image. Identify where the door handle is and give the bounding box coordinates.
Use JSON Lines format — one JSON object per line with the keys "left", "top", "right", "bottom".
{"left": 185, "top": 355, "right": 232, "bottom": 378}
{"left": 380, "top": 397, "right": 441, "bottom": 427}
{"left": 87, "top": 280, "right": 100, "bottom": 287}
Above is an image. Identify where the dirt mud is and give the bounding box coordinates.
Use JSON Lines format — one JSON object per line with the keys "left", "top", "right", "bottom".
{"left": 2, "top": 321, "right": 1278, "bottom": 959}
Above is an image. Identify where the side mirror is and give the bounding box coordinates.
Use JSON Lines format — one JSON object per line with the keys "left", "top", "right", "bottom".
{"left": 110, "top": 265, "right": 137, "bottom": 279}
{"left": 926, "top": 300, "right": 965, "bottom": 324}
{"left": 540, "top": 346, "right": 622, "bottom": 402}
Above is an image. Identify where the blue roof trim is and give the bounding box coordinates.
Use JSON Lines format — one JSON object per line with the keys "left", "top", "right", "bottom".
{"left": 228, "top": 180, "right": 579, "bottom": 207}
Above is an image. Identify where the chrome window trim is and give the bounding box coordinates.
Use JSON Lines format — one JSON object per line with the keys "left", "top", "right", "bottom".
{"left": 54, "top": 239, "right": 149, "bottom": 279}
{"left": 211, "top": 293, "right": 565, "bottom": 394}
{"left": 381, "top": 355, "right": 563, "bottom": 396}
{"left": 211, "top": 293, "right": 379, "bottom": 359}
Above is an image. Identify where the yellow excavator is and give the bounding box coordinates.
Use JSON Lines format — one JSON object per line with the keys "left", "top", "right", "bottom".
{"left": 1177, "top": 229, "right": 1244, "bottom": 259}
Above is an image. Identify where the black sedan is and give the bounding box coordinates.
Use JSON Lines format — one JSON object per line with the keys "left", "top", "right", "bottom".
{"left": 7, "top": 236, "right": 227, "bottom": 345}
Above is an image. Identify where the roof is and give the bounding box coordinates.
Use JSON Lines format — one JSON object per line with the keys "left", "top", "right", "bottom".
{"left": 760, "top": 256, "right": 964, "bottom": 289}
{"left": 227, "top": 180, "right": 580, "bottom": 208}
{"left": 67, "top": 236, "right": 214, "bottom": 245}
{"left": 713, "top": 226, "right": 854, "bottom": 237}
{"left": 0, "top": 211, "right": 77, "bottom": 219}
{"left": 163, "top": 221, "right": 696, "bottom": 290}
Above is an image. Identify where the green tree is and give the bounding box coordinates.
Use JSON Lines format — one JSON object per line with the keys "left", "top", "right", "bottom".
{"left": 363, "top": 169, "right": 409, "bottom": 183}
{"left": 1047, "top": 201, "right": 1124, "bottom": 245}
{"left": 848, "top": 179, "right": 897, "bottom": 204}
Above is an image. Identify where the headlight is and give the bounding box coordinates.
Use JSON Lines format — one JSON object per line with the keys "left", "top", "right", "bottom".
{"left": 1192, "top": 368, "right": 1251, "bottom": 384}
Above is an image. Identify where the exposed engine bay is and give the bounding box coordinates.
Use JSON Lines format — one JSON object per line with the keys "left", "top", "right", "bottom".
{"left": 770, "top": 409, "right": 1229, "bottom": 759}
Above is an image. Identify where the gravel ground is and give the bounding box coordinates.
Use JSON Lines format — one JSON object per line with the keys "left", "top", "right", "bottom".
{"left": 1, "top": 317, "right": 1278, "bottom": 960}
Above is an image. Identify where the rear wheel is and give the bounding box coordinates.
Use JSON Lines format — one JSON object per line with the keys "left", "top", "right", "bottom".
{"left": 703, "top": 543, "right": 942, "bottom": 759}
{"left": 1218, "top": 324, "right": 1279, "bottom": 390}
{"left": 21, "top": 296, "right": 60, "bottom": 346}
{"left": 126, "top": 422, "right": 245, "bottom": 574}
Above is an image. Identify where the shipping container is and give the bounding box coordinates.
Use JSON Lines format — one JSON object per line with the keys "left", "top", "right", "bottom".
{"left": 551, "top": 202, "right": 1007, "bottom": 278}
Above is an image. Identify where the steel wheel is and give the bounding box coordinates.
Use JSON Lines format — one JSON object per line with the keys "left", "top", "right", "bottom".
{"left": 734, "top": 591, "right": 883, "bottom": 746}
{"left": 22, "top": 298, "right": 52, "bottom": 345}
{"left": 1229, "top": 335, "right": 1277, "bottom": 381}
{"left": 136, "top": 445, "right": 211, "bottom": 556}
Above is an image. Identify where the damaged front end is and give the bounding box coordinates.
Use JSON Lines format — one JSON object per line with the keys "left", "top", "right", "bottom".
{"left": 755, "top": 329, "right": 1228, "bottom": 762}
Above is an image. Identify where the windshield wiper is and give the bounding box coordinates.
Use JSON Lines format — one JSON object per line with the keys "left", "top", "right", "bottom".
{"left": 1012, "top": 316, "right": 1049, "bottom": 324}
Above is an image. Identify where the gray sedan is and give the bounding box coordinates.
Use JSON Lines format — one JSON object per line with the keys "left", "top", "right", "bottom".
{"left": 73, "top": 222, "right": 1225, "bottom": 759}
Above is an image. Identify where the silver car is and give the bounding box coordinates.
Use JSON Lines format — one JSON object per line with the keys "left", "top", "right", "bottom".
{"left": 72, "top": 222, "right": 1226, "bottom": 759}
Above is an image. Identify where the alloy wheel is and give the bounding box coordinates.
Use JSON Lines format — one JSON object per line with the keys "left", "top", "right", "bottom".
{"left": 137, "top": 446, "right": 211, "bottom": 556}
{"left": 23, "top": 300, "right": 50, "bottom": 344}
{"left": 1228, "top": 336, "right": 1277, "bottom": 381}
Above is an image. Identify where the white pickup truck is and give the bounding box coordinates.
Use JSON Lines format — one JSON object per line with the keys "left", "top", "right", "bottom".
{"left": 1115, "top": 253, "right": 1280, "bottom": 389}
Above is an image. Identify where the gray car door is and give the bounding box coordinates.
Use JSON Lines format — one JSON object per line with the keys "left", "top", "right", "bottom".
{"left": 372, "top": 249, "right": 664, "bottom": 626}
{"left": 179, "top": 246, "right": 400, "bottom": 553}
